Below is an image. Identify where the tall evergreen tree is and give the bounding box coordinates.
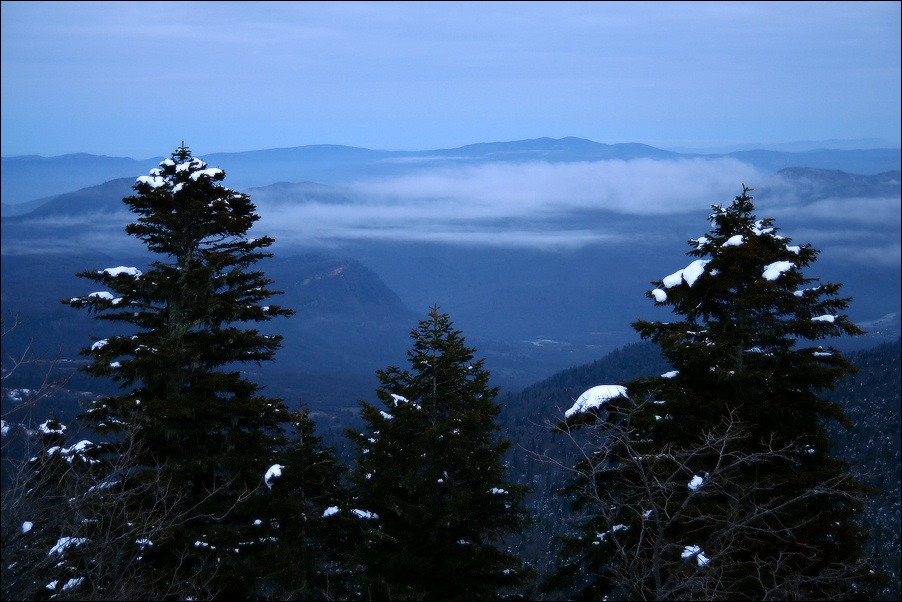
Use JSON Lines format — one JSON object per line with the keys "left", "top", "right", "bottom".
{"left": 61, "top": 144, "right": 313, "bottom": 598}
{"left": 547, "top": 186, "right": 882, "bottom": 600}
{"left": 346, "top": 306, "right": 535, "bottom": 600}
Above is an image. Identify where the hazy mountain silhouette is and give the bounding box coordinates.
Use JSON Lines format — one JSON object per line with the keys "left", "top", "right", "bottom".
{"left": 4, "top": 137, "right": 900, "bottom": 206}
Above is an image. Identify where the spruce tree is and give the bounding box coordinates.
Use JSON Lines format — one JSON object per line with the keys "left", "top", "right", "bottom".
{"left": 250, "top": 407, "right": 359, "bottom": 600}
{"left": 62, "top": 144, "right": 308, "bottom": 598}
{"left": 346, "top": 306, "right": 535, "bottom": 600}
{"left": 547, "top": 186, "right": 882, "bottom": 600}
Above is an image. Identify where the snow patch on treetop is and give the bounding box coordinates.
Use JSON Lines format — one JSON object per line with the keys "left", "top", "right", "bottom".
{"left": 763, "top": 261, "right": 794, "bottom": 281}
{"left": 101, "top": 266, "right": 142, "bottom": 277}
{"left": 812, "top": 314, "right": 837, "bottom": 323}
{"left": 565, "top": 385, "right": 628, "bottom": 418}
{"left": 190, "top": 168, "right": 223, "bottom": 181}
{"left": 264, "top": 464, "right": 283, "bottom": 489}
{"left": 136, "top": 174, "right": 165, "bottom": 188}
{"left": 662, "top": 259, "right": 710, "bottom": 288}
{"left": 176, "top": 158, "right": 207, "bottom": 172}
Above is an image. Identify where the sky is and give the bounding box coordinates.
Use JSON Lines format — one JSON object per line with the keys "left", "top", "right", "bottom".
{"left": 1, "top": 1, "right": 900, "bottom": 159}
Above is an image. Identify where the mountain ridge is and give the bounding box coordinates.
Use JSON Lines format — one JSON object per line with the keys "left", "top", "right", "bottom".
{"left": 4, "top": 137, "right": 900, "bottom": 206}
{"left": 5, "top": 135, "right": 898, "bottom": 162}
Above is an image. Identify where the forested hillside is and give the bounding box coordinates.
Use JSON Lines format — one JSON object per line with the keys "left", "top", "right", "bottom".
{"left": 825, "top": 339, "right": 901, "bottom": 600}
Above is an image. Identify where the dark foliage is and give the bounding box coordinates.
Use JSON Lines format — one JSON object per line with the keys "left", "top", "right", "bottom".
{"left": 825, "top": 339, "right": 901, "bottom": 600}
{"left": 346, "top": 306, "right": 536, "bottom": 600}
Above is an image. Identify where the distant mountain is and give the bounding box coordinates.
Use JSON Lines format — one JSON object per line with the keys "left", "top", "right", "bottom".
{"left": 722, "top": 148, "right": 901, "bottom": 177}
{"left": 0, "top": 154, "right": 161, "bottom": 206}
{"left": 405, "top": 136, "right": 680, "bottom": 161}
{"left": 4, "top": 138, "right": 900, "bottom": 206}
{"left": 245, "top": 181, "right": 356, "bottom": 206}
{"left": 3, "top": 178, "right": 135, "bottom": 220}
{"left": 0, "top": 249, "right": 418, "bottom": 413}
{"left": 1, "top": 196, "right": 56, "bottom": 217}
{"left": 666, "top": 138, "right": 898, "bottom": 154}
{"left": 771, "top": 167, "right": 902, "bottom": 201}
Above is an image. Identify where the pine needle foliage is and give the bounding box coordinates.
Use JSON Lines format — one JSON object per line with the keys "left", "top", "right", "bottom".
{"left": 347, "top": 305, "right": 536, "bottom": 600}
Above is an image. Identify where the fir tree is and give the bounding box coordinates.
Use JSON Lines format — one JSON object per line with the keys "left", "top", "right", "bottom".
{"left": 346, "top": 306, "right": 535, "bottom": 600}
{"left": 250, "top": 407, "right": 359, "bottom": 600}
{"left": 61, "top": 144, "right": 310, "bottom": 598}
{"left": 547, "top": 186, "right": 883, "bottom": 600}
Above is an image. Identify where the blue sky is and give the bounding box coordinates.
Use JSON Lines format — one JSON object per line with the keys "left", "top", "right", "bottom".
{"left": 2, "top": 1, "right": 900, "bottom": 159}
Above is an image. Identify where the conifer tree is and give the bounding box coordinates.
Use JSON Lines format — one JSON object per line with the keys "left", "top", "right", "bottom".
{"left": 61, "top": 144, "right": 312, "bottom": 598}
{"left": 250, "top": 407, "right": 359, "bottom": 600}
{"left": 346, "top": 306, "right": 535, "bottom": 600}
{"left": 547, "top": 186, "right": 882, "bottom": 600}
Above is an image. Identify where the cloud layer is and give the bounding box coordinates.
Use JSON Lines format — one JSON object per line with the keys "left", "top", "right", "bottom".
{"left": 3, "top": 158, "right": 898, "bottom": 270}
{"left": 256, "top": 158, "right": 763, "bottom": 249}
{"left": 248, "top": 157, "right": 899, "bottom": 268}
